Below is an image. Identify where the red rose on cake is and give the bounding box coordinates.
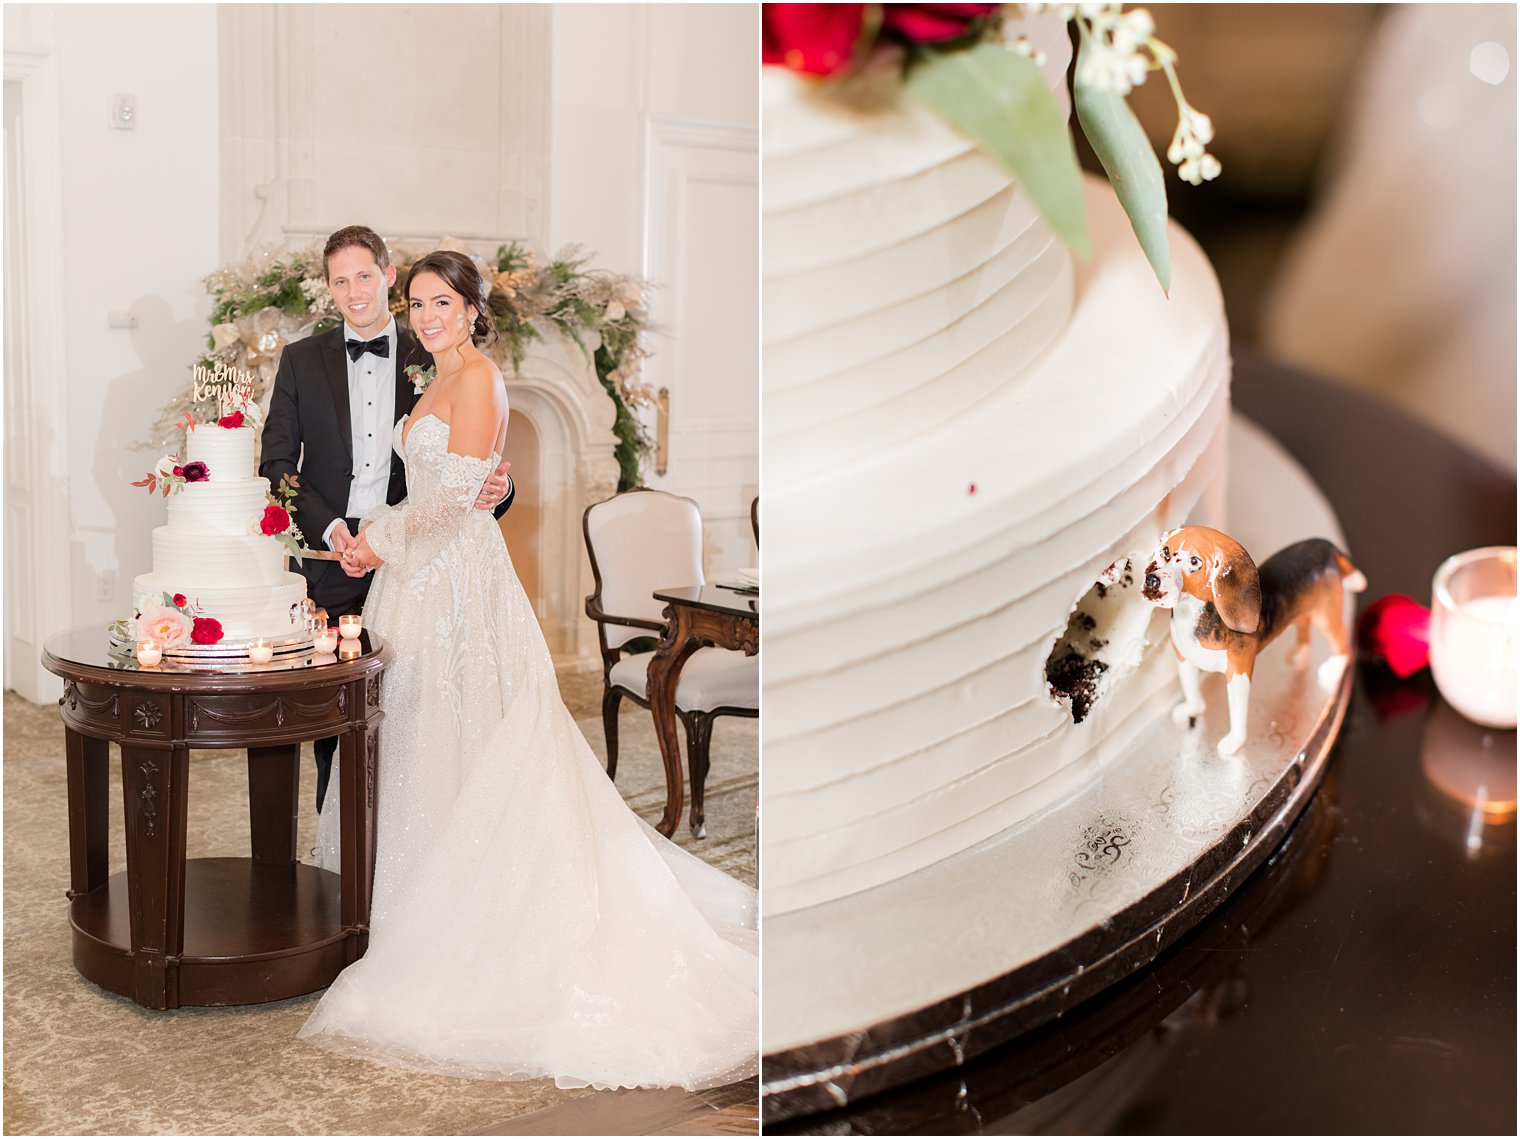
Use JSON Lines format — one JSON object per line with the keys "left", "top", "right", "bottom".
{"left": 216, "top": 410, "right": 245, "bottom": 429}
{"left": 762, "top": 3, "right": 1000, "bottom": 76}
{"left": 260, "top": 505, "right": 292, "bottom": 536}
{"left": 762, "top": 4, "right": 866, "bottom": 75}
{"left": 881, "top": 3, "right": 999, "bottom": 43}
{"left": 172, "top": 593, "right": 187, "bottom": 608}
{"left": 191, "top": 617, "right": 223, "bottom": 645}
{"left": 181, "top": 461, "right": 209, "bottom": 483}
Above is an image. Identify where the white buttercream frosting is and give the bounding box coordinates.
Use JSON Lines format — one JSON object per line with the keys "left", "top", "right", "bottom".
{"left": 761, "top": 18, "right": 1232, "bottom": 917}
{"left": 135, "top": 424, "right": 306, "bottom": 639}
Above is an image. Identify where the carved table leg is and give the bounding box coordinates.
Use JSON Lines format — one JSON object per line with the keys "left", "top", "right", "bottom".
{"left": 337, "top": 707, "right": 380, "bottom": 964}
{"left": 646, "top": 611, "right": 703, "bottom": 838}
{"left": 120, "top": 743, "right": 190, "bottom": 1010}
{"left": 247, "top": 744, "right": 300, "bottom": 866}
{"left": 64, "top": 730, "right": 109, "bottom": 897}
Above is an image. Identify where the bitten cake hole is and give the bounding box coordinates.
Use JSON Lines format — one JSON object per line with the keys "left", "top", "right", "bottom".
{"left": 1045, "top": 555, "right": 1157, "bottom": 724}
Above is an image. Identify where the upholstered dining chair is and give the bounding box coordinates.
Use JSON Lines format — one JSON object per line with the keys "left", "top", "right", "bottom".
{"left": 582, "top": 488, "right": 758, "bottom": 837}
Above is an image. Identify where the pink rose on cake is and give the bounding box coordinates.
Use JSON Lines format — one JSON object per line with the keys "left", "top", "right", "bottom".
{"left": 259, "top": 505, "right": 292, "bottom": 536}
{"left": 138, "top": 607, "right": 193, "bottom": 648}
{"left": 191, "top": 617, "right": 223, "bottom": 645}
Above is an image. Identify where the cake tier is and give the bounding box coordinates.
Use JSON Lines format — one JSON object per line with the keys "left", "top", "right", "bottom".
{"left": 764, "top": 11, "right": 1076, "bottom": 489}
{"left": 184, "top": 424, "right": 256, "bottom": 473}
{"left": 166, "top": 478, "right": 272, "bottom": 536}
{"left": 762, "top": 180, "right": 1231, "bottom": 916}
{"left": 133, "top": 573, "right": 307, "bottom": 642}
{"left": 149, "top": 528, "right": 294, "bottom": 587}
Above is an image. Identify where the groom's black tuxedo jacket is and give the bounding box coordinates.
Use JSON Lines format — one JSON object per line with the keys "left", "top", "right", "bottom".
{"left": 259, "top": 322, "right": 512, "bottom": 610}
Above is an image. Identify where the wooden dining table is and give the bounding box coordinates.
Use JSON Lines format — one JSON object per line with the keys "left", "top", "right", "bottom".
{"left": 644, "top": 584, "right": 759, "bottom": 837}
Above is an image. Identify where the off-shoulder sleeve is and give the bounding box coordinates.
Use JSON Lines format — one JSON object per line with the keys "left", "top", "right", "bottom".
{"left": 363, "top": 451, "right": 494, "bottom": 568}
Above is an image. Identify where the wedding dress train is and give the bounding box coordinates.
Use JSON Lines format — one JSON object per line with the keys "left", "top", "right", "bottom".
{"left": 299, "top": 414, "right": 757, "bottom": 1090}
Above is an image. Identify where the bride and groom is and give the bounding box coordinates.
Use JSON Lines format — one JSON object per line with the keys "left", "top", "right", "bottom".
{"left": 259, "top": 226, "right": 758, "bottom": 1090}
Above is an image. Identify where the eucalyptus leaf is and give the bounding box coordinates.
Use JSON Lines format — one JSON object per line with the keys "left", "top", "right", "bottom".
{"left": 1073, "top": 24, "right": 1171, "bottom": 291}
{"left": 905, "top": 43, "right": 1090, "bottom": 257}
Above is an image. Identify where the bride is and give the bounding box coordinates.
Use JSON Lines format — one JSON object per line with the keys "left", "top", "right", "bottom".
{"left": 298, "top": 250, "right": 758, "bottom": 1090}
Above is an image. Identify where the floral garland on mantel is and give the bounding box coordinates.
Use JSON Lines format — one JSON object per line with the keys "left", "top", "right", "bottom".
{"left": 150, "top": 241, "right": 656, "bottom": 490}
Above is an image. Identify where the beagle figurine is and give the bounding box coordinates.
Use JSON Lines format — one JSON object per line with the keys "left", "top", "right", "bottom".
{"left": 1140, "top": 526, "right": 1365, "bottom": 755}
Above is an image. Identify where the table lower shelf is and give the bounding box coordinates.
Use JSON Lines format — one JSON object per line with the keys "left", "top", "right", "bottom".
{"left": 70, "top": 857, "right": 357, "bottom": 1008}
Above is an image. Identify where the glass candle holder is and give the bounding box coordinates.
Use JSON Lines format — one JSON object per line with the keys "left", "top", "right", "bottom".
{"left": 1431, "top": 546, "right": 1518, "bottom": 729}
{"left": 248, "top": 638, "right": 275, "bottom": 664}
{"left": 313, "top": 627, "right": 339, "bottom": 654}
{"left": 338, "top": 615, "right": 362, "bottom": 640}
{"left": 337, "top": 640, "right": 362, "bottom": 661}
{"left": 136, "top": 639, "right": 162, "bottom": 667}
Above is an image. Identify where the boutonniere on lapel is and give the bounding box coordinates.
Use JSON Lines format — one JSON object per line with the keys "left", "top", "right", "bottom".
{"left": 405, "top": 364, "right": 437, "bottom": 395}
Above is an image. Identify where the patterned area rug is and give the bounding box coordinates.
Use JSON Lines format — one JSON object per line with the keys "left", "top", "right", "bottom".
{"left": 2, "top": 689, "right": 756, "bottom": 1135}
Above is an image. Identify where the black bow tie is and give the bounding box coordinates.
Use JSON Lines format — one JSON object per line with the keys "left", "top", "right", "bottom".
{"left": 345, "top": 335, "right": 390, "bottom": 362}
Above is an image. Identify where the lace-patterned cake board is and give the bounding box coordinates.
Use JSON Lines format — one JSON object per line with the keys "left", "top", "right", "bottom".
{"left": 762, "top": 415, "right": 1354, "bottom": 1123}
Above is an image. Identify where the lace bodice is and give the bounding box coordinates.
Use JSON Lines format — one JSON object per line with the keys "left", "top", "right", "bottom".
{"left": 364, "top": 414, "right": 499, "bottom": 568}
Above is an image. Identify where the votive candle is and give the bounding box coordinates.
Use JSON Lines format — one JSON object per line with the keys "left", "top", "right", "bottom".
{"left": 313, "top": 627, "right": 339, "bottom": 654}
{"left": 339, "top": 615, "right": 362, "bottom": 640}
{"left": 248, "top": 638, "right": 275, "bottom": 664}
{"left": 1431, "top": 547, "right": 1518, "bottom": 729}
{"left": 136, "top": 639, "right": 162, "bottom": 667}
{"left": 337, "top": 641, "right": 362, "bottom": 661}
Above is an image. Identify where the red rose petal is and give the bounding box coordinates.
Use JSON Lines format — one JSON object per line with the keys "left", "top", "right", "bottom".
{"left": 1357, "top": 594, "right": 1432, "bottom": 678}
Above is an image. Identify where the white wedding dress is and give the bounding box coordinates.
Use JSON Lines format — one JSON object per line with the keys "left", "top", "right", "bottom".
{"left": 298, "top": 413, "right": 758, "bottom": 1090}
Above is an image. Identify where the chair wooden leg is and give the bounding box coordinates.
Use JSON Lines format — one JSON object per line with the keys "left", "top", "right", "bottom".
{"left": 682, "top": 711, "right": 714, "bottom": 839}
{"left": 602, "top": 687, "right": 623, "bottom": 780}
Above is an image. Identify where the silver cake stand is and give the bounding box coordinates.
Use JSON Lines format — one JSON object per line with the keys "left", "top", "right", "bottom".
{"left": 762, "top": 415, "right": 1356, "bottom": 1125}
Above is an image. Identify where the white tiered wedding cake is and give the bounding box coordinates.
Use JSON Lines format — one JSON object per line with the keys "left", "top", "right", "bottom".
{"left": 132, "top": 422, "right": 308, "bottom": 645}
{"left": 762, "top": 10, "right": 1232, "bottom": 916}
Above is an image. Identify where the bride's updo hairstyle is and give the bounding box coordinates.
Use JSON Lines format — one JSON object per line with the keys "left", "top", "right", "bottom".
{"left": 405, "top": 250, "right": 498, "bottom": 350}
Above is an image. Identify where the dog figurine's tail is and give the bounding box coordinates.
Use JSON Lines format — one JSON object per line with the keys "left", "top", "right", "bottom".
{"left": 1336, "top": 548, "right": 1367, "bottom": 594}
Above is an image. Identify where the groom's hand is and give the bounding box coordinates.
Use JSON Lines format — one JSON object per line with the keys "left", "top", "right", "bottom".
{"left": 474, "top": 460, "right": 513, "bottom": 511}
{"left": 329, "top": 522, "right": 368, "bottom": 579}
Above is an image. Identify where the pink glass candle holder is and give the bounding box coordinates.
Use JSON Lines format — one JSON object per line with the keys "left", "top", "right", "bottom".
{"left": 136, "top": 639, "right": 162, "bottom": 667}
{"left": 338, "top": 615, "right": 362, "bottom": 640}
{"left": 313, "top": 627, "right": 339, "bottom": 654}
{"left": 1431, "top": 546, "right": 1517, "bottom": 729}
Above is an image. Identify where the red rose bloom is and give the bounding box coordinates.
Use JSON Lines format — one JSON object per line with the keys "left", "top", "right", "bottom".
{"left": 217, "top": 410, "right": 245, "bottom": 429}
{"left": 762, "top": 4, "right": 867, "bottom": 75}
{"left": 191, "top": 617, "right": 223, "bottom": 645}
{"left": 1357, "top": 594, "right": 1432, "bottom": 678}
{"left": 172, "top": 466, "right": 184, "bottom": 477}
{"left": 260, "top": 504, "right": 291, "bottom": 536}
{"left": 181, "top": 461, "right": 209, "bottom": 482}
{"left": 882, "top": 3, "right": 999, "bottom": 43}
{"left": 172, "top": 593, "right": 187, "bottom": 608}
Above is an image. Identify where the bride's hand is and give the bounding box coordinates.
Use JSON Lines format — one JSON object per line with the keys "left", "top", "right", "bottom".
{"left": 343, "top": 526, "right": 384, "bottom": 573}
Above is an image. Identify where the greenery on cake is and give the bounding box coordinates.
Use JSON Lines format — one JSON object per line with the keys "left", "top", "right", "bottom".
{"left": 762, "top": 2, "right": 1220, "bottom": 291}
{"left": 152, "top": 242, "right": 658, "bottom": 490}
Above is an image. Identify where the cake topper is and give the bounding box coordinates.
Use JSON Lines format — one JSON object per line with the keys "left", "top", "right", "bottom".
{"left": 1140, "top": 526, "right": 1366, "bottom": 754}
{"left": 192, "top": 361, "right": 260, "bottom": 419}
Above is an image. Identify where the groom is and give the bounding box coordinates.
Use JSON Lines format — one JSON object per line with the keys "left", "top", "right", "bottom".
{"left": 260, "top": 224, "right": 514, "bottom": 812}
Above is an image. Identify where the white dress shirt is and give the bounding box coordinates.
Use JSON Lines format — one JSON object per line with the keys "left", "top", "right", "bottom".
{"left": 322, "top": 318, "right": 398, "bottom": 549}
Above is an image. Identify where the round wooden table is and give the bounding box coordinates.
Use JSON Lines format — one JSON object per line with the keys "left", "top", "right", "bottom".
{"left": 42, "top": 625, "right": 391, "bottom": 1011}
